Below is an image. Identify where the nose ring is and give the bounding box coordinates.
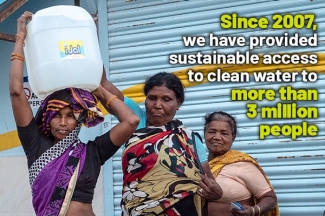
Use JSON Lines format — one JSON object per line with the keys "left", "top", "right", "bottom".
{"left": 213, "top": 136, "right": 221, "bottom": 140}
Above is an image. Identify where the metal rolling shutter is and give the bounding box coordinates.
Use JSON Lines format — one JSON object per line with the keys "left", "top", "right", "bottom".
{"left": 103, "top": 1, "right": 325, "bottom": 215}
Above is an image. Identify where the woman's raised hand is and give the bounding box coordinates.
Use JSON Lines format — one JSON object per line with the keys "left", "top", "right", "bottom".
{"left": 17, "top": 11, "right": 33, "bottom": 39}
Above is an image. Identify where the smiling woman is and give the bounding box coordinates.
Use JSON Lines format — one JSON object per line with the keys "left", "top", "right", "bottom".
{"left": 49, "top": 106, "right": 78, "bottom": 143}
{"left": 9, "top": 11, "right": 139, "bottom": 216}
{"left": 204, "top": 111, "right": 280, "bottom": 216}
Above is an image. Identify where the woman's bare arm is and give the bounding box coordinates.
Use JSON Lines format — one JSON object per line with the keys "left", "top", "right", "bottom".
{"left": 100, "top": 67, "right": 124, "bottom": 101}
{"left": 9, "top": 12, "right": 34, "bottom": 127}
{"left": 92, "top": 85, "right": 139, "bottom": 146}
{"left": 96, "top": 67, "right": 125, "bottom": 115}
{"left": 254, "top": 190, "right": 277, "bottom": 215}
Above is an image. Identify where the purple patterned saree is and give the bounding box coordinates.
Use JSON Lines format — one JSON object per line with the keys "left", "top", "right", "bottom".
{"left": 29, "top": 88, "right": 104, "bottom": 216}
{"left": 30, "top": 125, "right": 86, "bottom": 216}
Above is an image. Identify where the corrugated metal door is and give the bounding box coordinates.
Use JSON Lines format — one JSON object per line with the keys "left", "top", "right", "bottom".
{"left": 103, "top": 1, "right": 325, "bottom": 215}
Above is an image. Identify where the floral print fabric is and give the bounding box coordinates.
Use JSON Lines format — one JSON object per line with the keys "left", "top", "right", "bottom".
{"left": 121, "top": 120, "right": 204, "bottom": 216}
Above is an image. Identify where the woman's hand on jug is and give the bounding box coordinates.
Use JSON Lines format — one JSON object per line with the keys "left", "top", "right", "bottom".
{"left": 17, "top": 11, "right": 33, "bottom": 39}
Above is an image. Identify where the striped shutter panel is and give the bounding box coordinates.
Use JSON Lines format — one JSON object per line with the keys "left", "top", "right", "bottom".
{"left": 102, "top": 1, "right": 325, "bottom": 215}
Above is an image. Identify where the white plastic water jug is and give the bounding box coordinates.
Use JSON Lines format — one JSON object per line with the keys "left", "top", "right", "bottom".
{"left": 24, "top": 5, "right": 103, "bottom": 99}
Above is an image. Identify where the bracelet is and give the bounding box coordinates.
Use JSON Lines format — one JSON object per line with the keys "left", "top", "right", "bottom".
{"left": 10, "top": 52, "right": 25, "bottom": 62}
{"left": 255, "top": 205, "right": 261, "bottom": 216}
{"left": 11, "top": 52, "right": 25, "bottom": 58}
{"left": 15, "top": 34, "right": 25, "bottom": 46}
{"left": 106, "top": 95, "right": 118, "bottom": 107}
{"left": 251, "top": 206, "right": 255, "bottom": 216}
{"left": 10, "top": 56, "right": 25, "bottom": 62}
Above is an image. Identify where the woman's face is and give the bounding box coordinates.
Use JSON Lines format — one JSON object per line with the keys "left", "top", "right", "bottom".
{"left": 205, "top": 120, "right": 234, "bottom": 158}
{"left": 50, "top": 106, "right": 78, "bottom": 144}
{"left": 145, "top": 85, "right": 181, "bottom": 127}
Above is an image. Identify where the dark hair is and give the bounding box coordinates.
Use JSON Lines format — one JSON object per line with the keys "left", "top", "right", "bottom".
{"left": 204, "top": 111, "right": 237, "bottom": 140}
{"left": 143, "top": 72, "right": 185, "bottom": 105}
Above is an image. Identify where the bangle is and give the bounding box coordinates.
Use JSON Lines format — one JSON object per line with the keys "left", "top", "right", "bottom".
{"left": 15, "top": 34, "right": 25, "bottom": 46}
{"left": 11, "top": 52, "right": 25, "bottom": 59}
{"left": 11, "top": 52, "right": 25, "bottom": 62}
{"left": 255, "top": 205, "right": 261, "bottom": 216}
{"left": 106, "top": 95, "right": 118, "bottom": 107}
{"left": 251, "top": 206, "right": 255, "bottom": 216}
{"left": 10, "top": 56, "right": 25, "bottom": 62}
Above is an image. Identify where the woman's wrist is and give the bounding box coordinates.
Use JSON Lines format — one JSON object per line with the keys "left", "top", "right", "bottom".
{"left": 251, "top": 205, "right": 261, "bottom": 216}
{"left": 251, "top": 206, "right": 255, "bottom": 216}
{"left": 15, "top": 34, "right": 25, "bottom": 46}
{"left": 254, "top": 205, "right": 261, "bottom": 216}
{"left": 16, "top": 33, "right": 25, "bottom": 40}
